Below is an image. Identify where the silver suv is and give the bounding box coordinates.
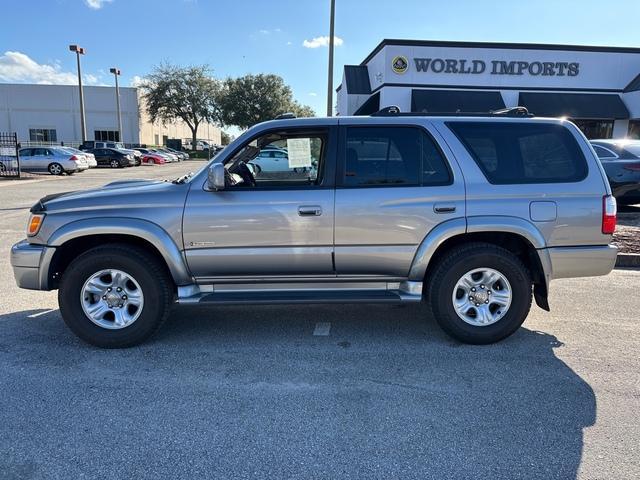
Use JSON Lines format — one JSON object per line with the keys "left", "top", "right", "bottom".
{"left": 10, "top": 110, "right": 618, "bottom": 347}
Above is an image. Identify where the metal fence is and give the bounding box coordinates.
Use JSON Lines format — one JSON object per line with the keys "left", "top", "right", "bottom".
{"left": 0, "top": 132, "right": 20, "bottom": 178}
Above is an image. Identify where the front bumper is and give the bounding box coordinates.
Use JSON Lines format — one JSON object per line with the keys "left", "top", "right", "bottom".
{"left": 545, "top": 244, "right": 618, "bottom": 280}
{"left": 10, "top": 240, "right": 50, "bottom": 290}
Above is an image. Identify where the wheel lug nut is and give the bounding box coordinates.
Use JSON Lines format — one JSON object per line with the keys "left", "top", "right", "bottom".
{"left": 116, "top": 287, "right": 122, "bottom": 292}
{"left": 102, "top": 295, "right": 106, "bottom": 300}
{"left": 122, "top": 295, "right": 127, "bottom": 300}
{"left": 107, "top": 287, "right": 112, "bottom": 292}
{"left": 485, "top": 300, "right": 489, "bottom": 304}
{"left": 480, "top": 285, "right": 485, "bottom": 289}
{"left": 471, "top": 287, "right": 476, "bottom": 292}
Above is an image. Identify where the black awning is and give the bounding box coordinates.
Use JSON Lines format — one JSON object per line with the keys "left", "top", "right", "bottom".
{"left": 344, "top": 65, "right": 371, "bottom": 94}
{"left": 353, "top": 92, "right": 380, "bottom": 116}
{"left": 518, "top": 92, "right": 629, "bottom": 119}
{"left": 411, "top": 89, "right": 505, "bottom": 113}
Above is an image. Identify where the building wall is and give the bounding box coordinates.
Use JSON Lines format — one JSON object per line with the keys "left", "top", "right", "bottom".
{"left": 0, "top": 83, "right": 139, "bottom": 143}
{"left": 0, "top": 83, "right": 221, "bottom": 146}
{"left": 338, "top": 41, "right": 640, "bottom": 138}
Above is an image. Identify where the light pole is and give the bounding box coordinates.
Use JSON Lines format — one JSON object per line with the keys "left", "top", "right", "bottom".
{"left": 69, "top": 45, "right": 87, "bottom": 142}
{"left": 326, "top": 0, "right": 336, "bottom": 117}
{"left": 110, "top": 68, "right": 122, "bottom": 143}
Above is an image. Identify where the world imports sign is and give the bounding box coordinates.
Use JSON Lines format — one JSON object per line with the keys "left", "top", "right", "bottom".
{"left": 410, "top": 58, "right": 580, "bottom": 76}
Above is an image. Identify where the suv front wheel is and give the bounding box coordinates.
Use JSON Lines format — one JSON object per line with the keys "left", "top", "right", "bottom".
{"left": 427, "top": 243, "right": 532, "bottom": 344}
{"left": 58, "top": 244, "right": 173, "bottom": 348}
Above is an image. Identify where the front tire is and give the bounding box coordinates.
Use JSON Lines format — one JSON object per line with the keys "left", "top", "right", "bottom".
{"left": 110, "top": 159, "right": 120, "bottom": 168}
{"left": 48, "top": 163, "right": 63, "bottom": 175}
{"left": 426, "top": 243, "right": 532, "bottom": 345}
{"left": 58, "top": 244, "right": 173, "bottom": 348}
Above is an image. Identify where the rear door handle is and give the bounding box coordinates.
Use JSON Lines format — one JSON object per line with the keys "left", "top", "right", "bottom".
{"left": 434, "top": 203, "right": 456, "bottom": 214}
{"left": 298, "top": 205, "right": 322, "bottom": 216}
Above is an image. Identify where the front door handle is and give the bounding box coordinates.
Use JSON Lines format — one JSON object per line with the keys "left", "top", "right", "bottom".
{"left": 434, "top": 203, "right": 456, "bottom": 214}
{"left": 298, "top": 205, "right": 322, "bottom": 216}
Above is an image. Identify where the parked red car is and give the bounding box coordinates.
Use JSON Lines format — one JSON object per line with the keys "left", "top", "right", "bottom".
{"left": 141, "top": 153, "right": 166, "bottom": 165}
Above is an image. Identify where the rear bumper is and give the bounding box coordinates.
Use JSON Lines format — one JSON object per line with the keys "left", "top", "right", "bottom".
{"left": 543, "top": 244, "right": 618, "bottom": 280}
{"left": 10, "top": 240, "right": 52, "bottom": 290}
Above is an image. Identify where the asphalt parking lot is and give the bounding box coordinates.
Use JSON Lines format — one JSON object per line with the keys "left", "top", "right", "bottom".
{"left": 0, "top": 162, "right": 639, "bottom": 479}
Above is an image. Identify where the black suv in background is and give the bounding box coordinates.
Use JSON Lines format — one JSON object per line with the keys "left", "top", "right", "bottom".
{"left": 89, "top": 148, "right": 137, "bottom": 168}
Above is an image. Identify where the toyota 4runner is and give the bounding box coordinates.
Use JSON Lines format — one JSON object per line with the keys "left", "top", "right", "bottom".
{"left": 11, "top": 109, "right": 618, "bottom": 347}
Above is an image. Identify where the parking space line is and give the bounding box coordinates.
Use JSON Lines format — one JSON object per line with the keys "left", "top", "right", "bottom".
{"left": 313, "top": 322, "right": 331, "bottom": 336}
{"left": 27, "top": 309, "right": 56, "bottom": 318}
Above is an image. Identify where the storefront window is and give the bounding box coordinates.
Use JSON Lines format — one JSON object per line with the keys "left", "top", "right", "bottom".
{"left": 571, "top": 120, "right": 614, "bottom": 139}
{"left": 628, "top": 120, "right": 640, "bottom": 140}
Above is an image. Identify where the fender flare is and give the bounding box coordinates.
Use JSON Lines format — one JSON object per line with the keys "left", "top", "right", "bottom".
{"left": 408, "top": 215, "right": 549, "bottom": 282}
{"left": 44, "top": 217, "right": 193, "bottom": 285}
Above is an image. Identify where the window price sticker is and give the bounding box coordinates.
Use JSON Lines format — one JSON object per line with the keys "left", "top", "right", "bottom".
{"left": 286, "top": 138, "right": 312, "bottom": 168}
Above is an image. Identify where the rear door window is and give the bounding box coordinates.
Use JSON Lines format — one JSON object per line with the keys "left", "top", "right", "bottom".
{"left": 341, "top": 126, "right": 451, "bottom": 187}
{"left": 448, "top": 122, "right": 588, "bottom": 184}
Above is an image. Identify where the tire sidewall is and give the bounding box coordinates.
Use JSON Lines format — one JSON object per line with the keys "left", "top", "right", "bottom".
{"left": 433, "top": 250, "right": 531, "bottom": 343}
{"left": 59, "top": 249, "right": 169, "bottom": 347}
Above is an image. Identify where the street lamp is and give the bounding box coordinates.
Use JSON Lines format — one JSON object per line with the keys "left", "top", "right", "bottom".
{"left": 326, "top": 0, "right": 336, "bottom": 117}
{"left": 69, "top": 45, "right": 87, "bottom": 142}
{"left": 110, "top": 68, "right": 122, "bottom": 143}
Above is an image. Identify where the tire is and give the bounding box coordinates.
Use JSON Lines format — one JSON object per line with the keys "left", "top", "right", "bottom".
{"left": 110, "top": 159, "right": 120, "bottom": 168}
{"left": 48, "top": 163, "right": 63, "bottom": 175}
{"left": 426, "top": 242, "right": 532, "bottom": 345}
{"left": 58, "top": 244, "right": 173, "bottom": 348}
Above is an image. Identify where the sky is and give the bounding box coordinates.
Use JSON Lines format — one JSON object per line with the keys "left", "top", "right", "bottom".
{"left": 1, "top": 0, "right": 640, "bottom": 117}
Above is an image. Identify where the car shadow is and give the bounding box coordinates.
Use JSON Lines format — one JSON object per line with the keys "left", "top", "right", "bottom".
{"left": 0, "top": 304, "right": 595, "bottom": 479}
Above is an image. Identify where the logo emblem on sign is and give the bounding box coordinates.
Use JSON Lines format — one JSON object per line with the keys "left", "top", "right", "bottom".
{"left": 392, "top": 55, "right": 408, "bottom": 74}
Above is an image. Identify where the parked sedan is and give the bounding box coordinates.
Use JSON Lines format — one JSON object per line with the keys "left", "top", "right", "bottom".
{"left": 162, "top": 147, "right": 189, "bottom": 160}
{"left": 152, "top": 148, "right": 179, "bottom": 162}
{"left": 133, "top": 148, "right": 168, "bottom": 165}
{"left": 89, "top": 148, "right": 136, "bottom": 168}
{"left": 61, "top": 147, "right": 97, "bottom": 168}
{"left": 591, "top": 139, "right": 640, "bottom": 205}
{"left": 19, "top": 146, "right": 89, "bottom": 175}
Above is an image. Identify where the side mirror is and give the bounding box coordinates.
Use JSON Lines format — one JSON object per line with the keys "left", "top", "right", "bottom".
{"left": 207, "top": 163, "right": 226, "bottom": 191}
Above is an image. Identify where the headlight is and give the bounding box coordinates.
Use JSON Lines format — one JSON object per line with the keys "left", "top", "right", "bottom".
{"left": 27, "top": 213, "right": 45, "bottom": 237}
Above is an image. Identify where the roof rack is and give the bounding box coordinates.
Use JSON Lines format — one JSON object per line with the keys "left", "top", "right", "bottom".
{"left": 370, "top": 105, "right": 534, "bottom": 117}
{"left": 275, "top": 112, "right": 296, "bottom": 120}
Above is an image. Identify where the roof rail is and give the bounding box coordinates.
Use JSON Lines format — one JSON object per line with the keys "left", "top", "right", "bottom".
{"left": 370, "top": 105, "right": 534, "bottom": 117}
{"left": 275, "top": 112, "right": 296, "bottom": 120}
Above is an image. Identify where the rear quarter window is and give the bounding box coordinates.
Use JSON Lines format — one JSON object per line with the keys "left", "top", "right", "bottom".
{"left": 447, "top": 122, "right": 588, "bottom": 184}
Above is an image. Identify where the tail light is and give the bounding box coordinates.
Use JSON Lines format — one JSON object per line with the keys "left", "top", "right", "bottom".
{"left": 70, "top": 155, "right": 78, "bottom": 161}
{"left": 623, "top": 162, "right": 640, "bottom": 172}
{"left": 602, "top": 195, "right": 617, "bottom": 234}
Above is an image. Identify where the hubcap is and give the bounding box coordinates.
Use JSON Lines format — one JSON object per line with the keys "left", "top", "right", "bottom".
{"left": 451, "top": 268, "right": 512, "bottom": 327}
{"left": 51, "top": 164, "right": 61, "bottom": 174}
{"left": 81, "top": 269, "right": 144, "bottom": 329}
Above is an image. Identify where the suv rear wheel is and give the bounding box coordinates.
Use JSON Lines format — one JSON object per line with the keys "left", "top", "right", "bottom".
{"left": 426, "top": 243, "right": 532, "bottom": 344}
{"left": 58, "top": 244, "right": 173, "bottom": 348}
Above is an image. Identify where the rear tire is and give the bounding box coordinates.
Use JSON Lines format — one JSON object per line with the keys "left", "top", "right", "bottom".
{"left": 110, "top": 159, "right": 120, "bottom": 168}
{"left": 426, "top": 242, "right": 532, "bottom": 344}
{"left": 58, "top": 244, "right": 173, "bottom": 348}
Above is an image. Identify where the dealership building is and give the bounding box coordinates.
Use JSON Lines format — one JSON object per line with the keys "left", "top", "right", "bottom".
{"left": 337, "top": 39, "right": 640, "bottom": 139}
{"left": 0, "top": 83, "right": 221, "bottom": 146}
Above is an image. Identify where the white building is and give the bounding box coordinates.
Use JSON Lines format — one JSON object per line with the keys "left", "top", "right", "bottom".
{"left": 0, "top": 83, "right": 221, "bottom": 146}
{"left": 337, "top": 40, "right": 640, "bottom": 139}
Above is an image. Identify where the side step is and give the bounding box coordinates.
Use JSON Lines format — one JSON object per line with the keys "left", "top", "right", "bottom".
{"left": 178, "top": 289, "right": 422, "bottom": 305}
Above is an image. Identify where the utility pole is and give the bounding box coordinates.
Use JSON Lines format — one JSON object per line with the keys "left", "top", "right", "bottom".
{"left": 110, "top": 68, "right": 123, "bottom": 142}
{"left": 69, "top": 45, "right": 87, "bottom": 142}
{"left": 326, "top": 0, "right": 336, "bottom": 117}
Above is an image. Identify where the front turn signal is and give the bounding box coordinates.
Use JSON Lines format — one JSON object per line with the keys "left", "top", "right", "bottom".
{"left": 27, "top": 214, "right": 45, "bottom": 237}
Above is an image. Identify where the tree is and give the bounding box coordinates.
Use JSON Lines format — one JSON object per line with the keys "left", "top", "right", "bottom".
{"left": 141, "top": 64, "right": 221, "bottom": 149}
{"left": 218, "top": 74, "right": 315, "bottom": 130}
{"left": 220, "top": 131, "right": 233, "bottom": 145}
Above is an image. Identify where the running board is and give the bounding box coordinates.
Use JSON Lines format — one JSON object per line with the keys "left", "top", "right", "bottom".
{"left": 177, "top": 286, "right": 423, "bottom": 305}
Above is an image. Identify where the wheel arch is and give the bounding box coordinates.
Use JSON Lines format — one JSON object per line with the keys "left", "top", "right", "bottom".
{"left": 409, "top": 216, "right": 550, "bottom": 310}
{"left": 44, "top": 218, "right": 193, "bottom": 289}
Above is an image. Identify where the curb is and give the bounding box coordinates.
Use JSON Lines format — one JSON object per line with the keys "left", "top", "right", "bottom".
{"left": 615, "top": 253, "right": 640, "bottom": 268}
